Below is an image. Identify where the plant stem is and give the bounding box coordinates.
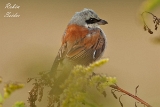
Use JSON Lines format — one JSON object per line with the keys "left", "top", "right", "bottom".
{"left": 110, "top": 85, "right": 152, "bottom": 107}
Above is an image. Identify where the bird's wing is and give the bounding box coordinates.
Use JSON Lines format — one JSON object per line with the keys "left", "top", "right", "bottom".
{"left": 50, "top": 24, "right": 88, "bottom": 72}
{"left": 50, "top": 25, "right": 106, "bottom": 74}
{"left": 66, "top": 28, "right": 106, "bottom": 65}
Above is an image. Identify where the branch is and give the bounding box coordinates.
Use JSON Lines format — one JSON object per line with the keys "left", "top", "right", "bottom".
{"left": 110, "top": 85, "right": 152, "bottom": 107}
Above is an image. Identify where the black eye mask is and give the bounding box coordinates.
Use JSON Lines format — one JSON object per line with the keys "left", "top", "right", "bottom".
{"left": 86, "top": 18, "right": 101, "bottom": 24}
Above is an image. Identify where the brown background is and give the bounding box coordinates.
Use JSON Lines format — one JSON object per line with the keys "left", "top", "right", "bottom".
{"left": 0, "top": 0, "right": 160, "bottom": 107}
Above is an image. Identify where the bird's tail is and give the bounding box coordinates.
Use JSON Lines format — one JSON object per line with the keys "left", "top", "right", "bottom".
{"left": 49, "top": 56, "right": 60, "bottom": 77}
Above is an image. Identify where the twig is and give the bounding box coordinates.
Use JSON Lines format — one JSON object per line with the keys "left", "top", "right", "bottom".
{"left": 141, "top": 11, "right": 160, "bottom": 34}
{"left": 110, "top": 85, "right": 152, "bottom": 107}
{"left": 135, "top": 85, "right": 139, "bottom": 96}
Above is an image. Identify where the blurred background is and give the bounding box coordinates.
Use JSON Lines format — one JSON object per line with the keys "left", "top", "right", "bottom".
{"left": 0, "top": 0, "right": 160, "bottom": 107}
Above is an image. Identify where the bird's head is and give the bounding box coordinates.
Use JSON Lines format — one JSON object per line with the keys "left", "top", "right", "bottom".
{"left": 69, "top": 8, "right": 108, "bottom": 28}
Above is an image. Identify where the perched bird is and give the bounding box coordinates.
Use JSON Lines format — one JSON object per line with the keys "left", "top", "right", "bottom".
{"left": 49, "top": 8, "right": 108, "bottom": 95}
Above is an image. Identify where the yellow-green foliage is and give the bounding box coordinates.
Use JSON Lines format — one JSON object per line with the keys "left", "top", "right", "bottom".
{"left": 60, "top": 59, "right": 116, "bottom": 107}
{"left": 12, "top": 101, "right": 25, "bottom": 107}
{"left": 0, "top": 79, "right": 25, "bottom": 107}
{"left": 140, "top": 0, "right": 160, "bottom": 12}
{"left": 3, "top": 83, "right": 24, "bottom": 99}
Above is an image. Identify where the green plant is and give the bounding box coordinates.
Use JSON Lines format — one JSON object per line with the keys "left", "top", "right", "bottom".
{"left": 0, "top": 78, "right": 25, "bottom": 107}
{"left": 140, "top": 0, "right": 160, "bottom": 12}
{"left": 28, "top": 59, "right": 152, "bottom": 107}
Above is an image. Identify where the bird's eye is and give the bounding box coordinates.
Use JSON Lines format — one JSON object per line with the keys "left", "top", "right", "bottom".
{"left": 86, "top": 18, "right": 100, "bottom": 24}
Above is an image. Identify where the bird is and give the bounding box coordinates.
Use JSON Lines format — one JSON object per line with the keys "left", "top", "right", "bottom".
{"left": 49, "top": 8, "right": 108, "bottom": 96}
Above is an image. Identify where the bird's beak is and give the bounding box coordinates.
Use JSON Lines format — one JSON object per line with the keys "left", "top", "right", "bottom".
{"left": 97, "top": 19, "right": 108, "bottom": 25}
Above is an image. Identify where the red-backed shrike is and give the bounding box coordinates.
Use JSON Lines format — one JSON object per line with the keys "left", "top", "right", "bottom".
{"left": 49, "top": 8, "right": 107, "bottom": 95}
